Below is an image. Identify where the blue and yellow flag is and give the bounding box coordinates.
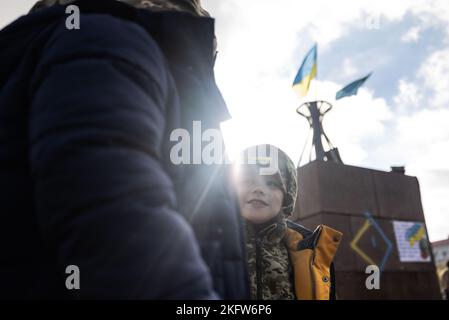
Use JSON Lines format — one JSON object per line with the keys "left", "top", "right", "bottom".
{"left": 335, "top": 73, "right": 372, "bottom": 100}
{"left": 292, "top": 44, "right": 317, "bottom": 98}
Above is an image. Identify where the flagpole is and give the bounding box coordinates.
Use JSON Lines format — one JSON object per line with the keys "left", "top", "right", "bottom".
{"left": 315, "top": 43, "right": 318, "bottom": 102}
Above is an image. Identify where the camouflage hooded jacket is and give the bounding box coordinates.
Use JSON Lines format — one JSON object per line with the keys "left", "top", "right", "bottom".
{"left": 245, "top": 214, "right": 342, "bottom": 300}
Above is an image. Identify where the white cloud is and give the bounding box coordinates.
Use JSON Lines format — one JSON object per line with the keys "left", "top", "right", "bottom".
{"left": 371, "top": 108, "right": 449, "bottom": 241}
{"left": 314, "top": 81, "right": 393, "bottom": 166}
{"left": 341, "top": 58, "right": 359, "bottom": 79}
{"left": 396, "top": 108, "right": 449, "bottom": 149}
{"left": 204, "top": 0, "right": 449, "bottom": 241}
{"left": 418, "top": 48, "right": 449, "bottom": 108}
{"left": 393, "top": 79, "right": 423, "bottom": 113}
{"left": 410, "top": 0, "right": 449, "bottom": 42}
{"left": 401, "top": 26, "right": 421, "bottom": 43}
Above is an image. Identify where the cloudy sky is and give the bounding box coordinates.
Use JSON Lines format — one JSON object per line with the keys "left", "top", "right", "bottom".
{"left": 1, "top": 0, "right": 448, "bottom": 242}
{"left": 202, "top": 0, "right": 449, "bottom": 242}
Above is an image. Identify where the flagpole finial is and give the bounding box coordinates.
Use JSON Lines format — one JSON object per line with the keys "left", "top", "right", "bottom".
{"left": 296, "top": 100, "right": 343, "bottom": 166}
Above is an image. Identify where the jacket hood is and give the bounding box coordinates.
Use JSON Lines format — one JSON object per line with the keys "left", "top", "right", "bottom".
{"left": 30, "top": 0, "right": 210, "bottom": 17}
{"left": 0, "top": 0, "right": 223, "bottom": 113}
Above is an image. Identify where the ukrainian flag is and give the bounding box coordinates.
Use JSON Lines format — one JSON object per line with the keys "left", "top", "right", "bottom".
{"left": 292, "top": 44, "right": 317, "bottom": 97}
{"left": 335, "top": 73, "right": 372, "bottom": 100}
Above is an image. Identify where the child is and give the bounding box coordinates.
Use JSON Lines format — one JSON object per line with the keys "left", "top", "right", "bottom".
{"left": 234, "top": 144, "right": 342, "bottom": 300}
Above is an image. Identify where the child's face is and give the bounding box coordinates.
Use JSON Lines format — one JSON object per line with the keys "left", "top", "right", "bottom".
{"left": 235, "top": 166, "right": 284, "bottom": 224}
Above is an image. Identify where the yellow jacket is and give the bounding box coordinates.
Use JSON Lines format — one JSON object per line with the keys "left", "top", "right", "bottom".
{"left": 285, "top": 221, "right": 342, "bottom": 300}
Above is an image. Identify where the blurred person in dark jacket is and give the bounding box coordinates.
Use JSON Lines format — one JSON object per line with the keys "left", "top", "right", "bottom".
{"left": 0, "top": 0, "right": 248, "bottom": 299}
{"left": 441, "top": 261, "right": 449, "bottom": 300}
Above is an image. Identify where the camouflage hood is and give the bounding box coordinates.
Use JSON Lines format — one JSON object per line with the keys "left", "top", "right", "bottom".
{"left": 240, "top": 144, "right": 298, "bottom": 217}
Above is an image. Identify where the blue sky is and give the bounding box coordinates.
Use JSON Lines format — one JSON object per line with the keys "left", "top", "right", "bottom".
{"left": 1, "top": 0, "right": 448, "bottom": 242}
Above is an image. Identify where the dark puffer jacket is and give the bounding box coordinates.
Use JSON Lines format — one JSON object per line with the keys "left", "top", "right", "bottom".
{"left": 0, "top": 0, "right": 248, "bottom": 299}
